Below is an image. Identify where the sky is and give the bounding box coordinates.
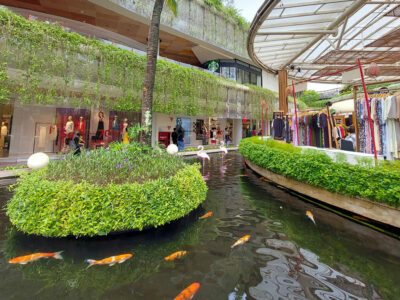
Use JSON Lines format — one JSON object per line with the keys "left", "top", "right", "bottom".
{"left": 232, "top": 0, "right": 264, "bottom": 23}
{"left": 232, "top": 0, "right": 342, "bottom": 92}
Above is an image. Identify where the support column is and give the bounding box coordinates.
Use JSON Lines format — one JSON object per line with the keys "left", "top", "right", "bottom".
{"left": 233, "top": 119, "right": 242, "bottom": 146}
{"left": 151, "top": 112, "right": 157, "bottom": 147}
{"left": 278, "top": 70, "right": 288, "bottom": 114}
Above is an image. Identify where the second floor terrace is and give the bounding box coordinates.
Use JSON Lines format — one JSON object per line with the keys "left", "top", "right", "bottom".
{"left": 0, "top": 0, "right": 251, "bottom": 67}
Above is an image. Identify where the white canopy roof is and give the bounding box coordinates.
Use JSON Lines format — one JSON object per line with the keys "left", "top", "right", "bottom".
{"left": 248, "top": 0, "right": 400, "bottom": 83}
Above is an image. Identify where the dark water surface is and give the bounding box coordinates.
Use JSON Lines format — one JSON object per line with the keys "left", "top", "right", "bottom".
{"left": 0, "top": 152, "right": 399, "bottom": 299}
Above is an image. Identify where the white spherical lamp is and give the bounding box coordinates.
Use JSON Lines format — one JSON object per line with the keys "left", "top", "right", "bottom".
{"left": 27, "top": 152, "right": 50, "bottom": 170}
{"left": 166, "top": 144, "right": 178, "bottom": 155}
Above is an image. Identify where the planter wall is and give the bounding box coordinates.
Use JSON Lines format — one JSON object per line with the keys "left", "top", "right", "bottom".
{"left": 246, "top": 160, "right": 400, "bottom": 228}
{"left": 7, "top": 164, "right": 207, "bottom": 237}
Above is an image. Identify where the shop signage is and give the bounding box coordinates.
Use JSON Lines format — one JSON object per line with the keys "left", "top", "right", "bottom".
{"left": 208, "top": 60, "right": 219, "bottom": 72}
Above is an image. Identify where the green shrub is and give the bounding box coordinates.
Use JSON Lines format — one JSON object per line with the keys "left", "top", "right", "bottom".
{"left": 245, "top": 137, "right": 301, "bottom": 153}
{"left": 7, "top": 147, "right": 208, "bottom": 237}
{"left": 239, "top": 138, "right": 400, "bottom": 207}
{"left": 45, "top": 145, "right": 186, "bottom": 185}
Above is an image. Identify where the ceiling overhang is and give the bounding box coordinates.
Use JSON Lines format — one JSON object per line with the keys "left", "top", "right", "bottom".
{"left": 248, "top": 0, "right": 400, "bottom": 83}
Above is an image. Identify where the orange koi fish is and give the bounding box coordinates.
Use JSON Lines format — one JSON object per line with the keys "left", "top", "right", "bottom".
{"left": 231, "top": 235, "right": 251, "bottom": 249}
{"left": 9, "top": 251, "right": 63, "bottom": 264}
{"left": 353, "top": 215, "right": 368, "bottom": 222}
{"left": 86, "top": 253, "right": 132, "bottom": 268}
{"left": 260, "top": 177, "right": 271, "bottom": 182}
{"left": 165, "top": 251, "right": 187, "bottom": 261}
{"left": 199, "top": 212, "right": 213, "bottom": 219}
{"left": 306, "top": 211, "right": 316, "bottom": 225}
{"left": 174, "top": 282, "right": 200, "bottom": 300}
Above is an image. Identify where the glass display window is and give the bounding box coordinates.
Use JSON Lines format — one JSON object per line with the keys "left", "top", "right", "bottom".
{"left": 56, "top": 108, "right": 89, "bottom": 153}
{"left": 0, "top": 104, "right": 13, "bottom": 157}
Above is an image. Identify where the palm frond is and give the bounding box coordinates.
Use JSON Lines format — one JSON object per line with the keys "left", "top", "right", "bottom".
{"left": 165, "top": 0, "right": 177, "bottom": 16}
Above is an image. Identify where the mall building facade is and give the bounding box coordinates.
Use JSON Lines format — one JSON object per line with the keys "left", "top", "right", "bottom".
{"left": 0, "top": 0, "right": 278, "bottom": 157}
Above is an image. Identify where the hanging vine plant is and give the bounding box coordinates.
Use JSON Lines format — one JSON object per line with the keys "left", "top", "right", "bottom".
{"left": 0, "top": 8, "right": 276, "bottom": 117}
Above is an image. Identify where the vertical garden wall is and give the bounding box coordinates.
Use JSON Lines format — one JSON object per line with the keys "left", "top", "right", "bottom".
{"left": 0, "top": 8, "right": 276, "bottom": 119}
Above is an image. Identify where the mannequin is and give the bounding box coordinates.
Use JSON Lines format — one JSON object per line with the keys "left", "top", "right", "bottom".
{"left": 65, "top": 116, "right": 74, "bottom": 137}
{"left": 111, "top": 115, "right": 120, "bottom": 142}
{"left": 120, "top": 118, "right": 129, "bottom": 145}
{"left": 0, "top": 122, "right": 7, "bottom": 148}
{"left": 77, "top": 116, "right": 85, "bottom": 136}
{"left": 95, "top": 111, "right": 105, "bottom": 141}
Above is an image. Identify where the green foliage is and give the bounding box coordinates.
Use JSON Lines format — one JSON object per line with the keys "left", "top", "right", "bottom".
{"left": 296, "top": 99, "right": 307, "bottom": 110}
{"left": 165, "top": 0, "right": 178, "bottom": 16}
{"left": 334, "top": 152, "right": 347, "bottom": 164}
{"left": 44, "top": 144, "right": 186, "bottom": 185}
{"left": 0, "top": 164, "right": 26, "bottom": 171}
{"left": 299, "top": 90, "right": 321, "bottom": 106}
{"left": 203, "top": 0, "right": 249, "bottom": 28}
{"left": 245, "top": 137, "right": 301, "bottom": 153}
{"left": 7, "top": 159, "right": 207, "bottom": 237}
{"left": 127, "top": 123, "right": 147, "bottom": 141}
{"left": 239, "top": 138, "right": 400, "bottom": 207}
{"left": 0, "top": 8, "right": 274, "bottom": 117}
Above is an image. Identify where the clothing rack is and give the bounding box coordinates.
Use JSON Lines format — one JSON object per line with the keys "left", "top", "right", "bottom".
{"left": 353, "top": 80, "right": 400, "bottom": 153}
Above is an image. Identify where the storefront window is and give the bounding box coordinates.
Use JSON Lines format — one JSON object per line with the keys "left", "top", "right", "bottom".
{"left": 251, "top": 73, "right": 257, "bottom": 86}
{"left": 0, "top": 104, "right": 13, "bottom": 158}
{"left": 56, "top": 108, "right": 89, "bottom": 153}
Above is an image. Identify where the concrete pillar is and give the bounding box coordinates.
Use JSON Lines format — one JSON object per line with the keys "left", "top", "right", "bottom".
{"left": 233, "top": 119, "right": 242, "bottom": 146}
{"left": 151, "top": 112, "right": 157, "bottom": 147}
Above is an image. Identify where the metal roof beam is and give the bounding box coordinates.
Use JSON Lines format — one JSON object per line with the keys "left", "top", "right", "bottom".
{"left": 283, "top": 0, "right": 368, "bottom": 68}
{"left": 254, "top": 35, "right": 315, "bottom": 42}
{"left": 260, "top": 18, "right": 335, "bottom": 29}
{"left": 276, "top": 0, "right": 353, "bottom": 9}
{"left": 266, "top": 9, "right": 345, "bottom": 20}
{"left": 256, "top": 44, "right": 309, "bottom": 52}
{"left": 258, "top": 30, "right": 338, "bottom": 35}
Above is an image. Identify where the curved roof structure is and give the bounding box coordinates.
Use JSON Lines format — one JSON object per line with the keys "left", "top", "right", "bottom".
{"left": 248, "top": 0, "right": 400, "bottom": 83}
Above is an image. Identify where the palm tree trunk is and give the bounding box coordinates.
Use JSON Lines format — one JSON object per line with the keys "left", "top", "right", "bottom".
{"left": 140, "top": 0, "right": 164, "bottom": 145}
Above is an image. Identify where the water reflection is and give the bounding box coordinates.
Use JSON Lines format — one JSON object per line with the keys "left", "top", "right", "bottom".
{"left": 0, "top": 152, "right": 399, "bottom": 299}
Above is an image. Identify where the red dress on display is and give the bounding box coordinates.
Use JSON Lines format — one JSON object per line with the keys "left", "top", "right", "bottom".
{"left": 76, "top": 121, "right": 85, "bottom": 136}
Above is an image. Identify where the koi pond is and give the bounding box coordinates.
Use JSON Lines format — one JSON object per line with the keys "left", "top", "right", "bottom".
{"left": 0, "top": 152, "right": 399, "bottom": 299}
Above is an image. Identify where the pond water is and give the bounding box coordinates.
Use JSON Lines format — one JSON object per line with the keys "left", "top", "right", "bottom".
{"left": 0, "top": 152, "right": 399, "bottom": 299}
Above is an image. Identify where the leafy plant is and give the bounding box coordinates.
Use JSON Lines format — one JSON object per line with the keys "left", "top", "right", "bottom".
{"left": 7, "top": 149, "right": 207, "bottom": 237}
{"left": 0, "top": 164, "right": 26, "bottom": 171}
{"left": 44, "top": 144, "right": 186, "bottom": 185}
{"left": 0, "top": 8, "right": 275, "bottom": 118}
{"left": 239, "top": 137, "right": 400, "bottom": 207}
{"left": 203, "top": 0, "right": 249, "bottom": 28}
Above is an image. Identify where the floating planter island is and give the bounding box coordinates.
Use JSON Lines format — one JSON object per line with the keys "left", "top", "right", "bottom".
{"left": 240, "top": 137, "right": 400, "bottom": 229}
{"left": 7, "top": 145, "right": 208, "bottom": 237}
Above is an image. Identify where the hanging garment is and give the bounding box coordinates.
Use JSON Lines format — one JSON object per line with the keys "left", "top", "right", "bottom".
{"left": 291, "top": 115, "right": 298, "bottom": 146}
{"left": 319, "top": 113, "right": 329, "bottom": 148}
{"left": 272, "top": 118, "right": 284, "bottom": 139}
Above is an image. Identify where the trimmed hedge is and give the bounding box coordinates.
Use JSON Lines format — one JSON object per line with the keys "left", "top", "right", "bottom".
{"left": 239, "top": 137, "right": 400, "bottom": 207}
{"left": 7, "top": 164, "right": 207, "bottom": 237}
